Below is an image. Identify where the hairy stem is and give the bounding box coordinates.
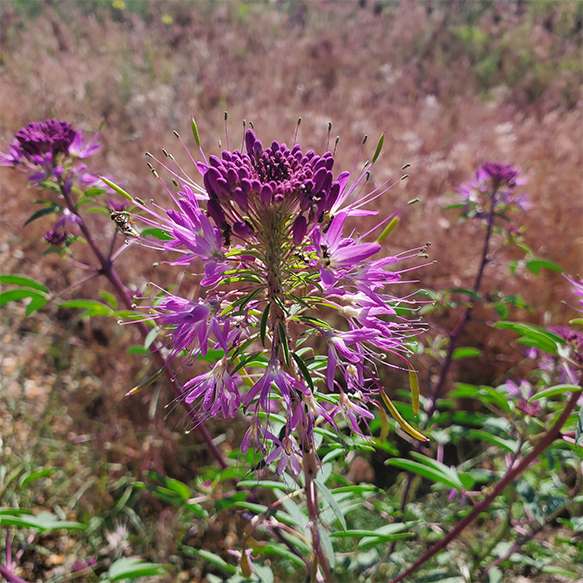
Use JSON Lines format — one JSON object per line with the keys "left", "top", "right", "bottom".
{"left": 387, "top": 388, "right": 582, "bottom": 583}
{"left": 303, "top": 448, "right": 335, "bottom": 583}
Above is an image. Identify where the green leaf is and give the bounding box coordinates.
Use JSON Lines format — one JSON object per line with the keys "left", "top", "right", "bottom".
{"left": 526, "top": 259, "right": 563, "bottom": 275}
{"left": 126, "top": 345, "right": 150, "bottom": 355}
{"left": 409, "top": 452, "right": 461, "bottom": 480}
{"left": 0, "top": 511, "right": 85, "bottom": 531}
{"left": 452, "top": 347, "right": 482, "bottom": 360}
{"left": 189, "top": 549, "right": 237, "bottom": 574}
{"left": 108, "top": 557, "right": 168, "bottom": 581}
{"left": 273, "top": 489, "right": 308, "bottom": 528}
{"left": 24, "top": 205, "right": 61, "bottom": 226}
{"left": 314, "top": 478, "right": 346, "bottom": 530}
{"left": 385, "top": 458, "right": 462, "bottom": 490}
{"left": 237, "top": 479, "right": 291, "bottom": 490}
{"left": 249, "top": 542, "right": 306, "bottom": 568}
{"left": 493, "top": 322, "right": 564, "bottom": 354}
{"left": 260, "top": 303, "right": 270, "bottom": 347}
{"left": 84, "top": 187, "right": 107, "bottom": 197}
{"left": 140, "top": 227, "right": 172, "bottom": 240}
{"left": 99, "top": 290, "right": 118, "bottom": 310}
{"left": 0, "top": 275, "right": 49, "bottom": 293}
{"left": 59, "top": 299, "right": 114, "bottom": 318}
{"left": 576, "top": 404, "right": 583, "bottom": 447}
{"left": 318, "top": 526, "right": 335, "bottom": 568}
{"left": 447, "top": 287, "right": 482, "bottom": 301}
{"left": 278, "top": 322, "right": 290, "bottom": 366}
{"left": 20, "top": 469, "right": 53, "bottom": 487}
{"left": 291, "top": 352, "right": 314, "bottom": 392}
{"left": 144, "top": 326, "right": 158, "bottom": 349}
{"left": 529, "top": 384, "right": 581, "bottom": 401}
{"left": 468, "top": 430, "right": 520, "bottom": 453}
{"left": 0, "top": 290, "right": 49, "bottom": 314}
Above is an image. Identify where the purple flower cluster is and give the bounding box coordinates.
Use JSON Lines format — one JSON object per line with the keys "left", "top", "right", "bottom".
{"left": 1, "top": 119, "right": 106, "bottom": 243}
{"left": 120, "top": 124, "right": 425, "bottom": 473}
{"left": 1, "top": 118, "right": 102, "bottom": 189}
{"left": 459, "top": 162, "right": 529, "bottom": 215}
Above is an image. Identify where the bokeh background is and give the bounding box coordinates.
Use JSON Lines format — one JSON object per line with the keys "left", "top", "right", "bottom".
{"left": 0, "top": 1, "right": 581, "bottom": 581}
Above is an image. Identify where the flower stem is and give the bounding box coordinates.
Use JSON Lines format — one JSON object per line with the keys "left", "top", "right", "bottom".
{"left": 387, "top": 388, "right": 582, "bottom": 583}
{"left": 303, "top": 448, "right": 335, "bottom": 583}
{"left": 57, "top": 178, "right": 229, "bottom": 469}
{"left": 0, "top": 565, "right": 29, "bottom": 583}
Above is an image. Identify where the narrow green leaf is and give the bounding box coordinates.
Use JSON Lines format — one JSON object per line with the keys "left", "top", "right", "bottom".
{"left": 144, "top": 326, "right": 158, "bottom": 349}
{"left": 278, "top": 322, "right": 290, "bottom": 366}
{"left": 59, "top": 299, "right": 114, "bottom": 317}
{"left": 126, "top": 345, "right": 150, "bottom": 355}
{"left": 291, "top": 352, "right": 314, "bottom": 392}
{"left": 139, "top": 227, "right": 172, "bottom": 240}
{"left": 260, "top": 303, "right": 270, "bottom": 347}
{"left": 318, "top": 526, "right": 335, "bottom": 568}
{"left": 468, "top": 430, "right": 520, "bottom": 453}
{"left": 576, "top": 404, "right": 583, "bottom": 447}
{"left": 315, "top": 479, "right": 346, "bottom": 530}
{"left": 24, "top": 205, "right": 61, "bottom": 226}
{"left": 358, "top": 532, "right": 412, "bottom": 549}
{"left": 0, "top": 289, "right": 48, "bottom": 308}
{"left": 84, "top": 187, "right": 107, "bottom": 197}
{"left": 99, "top": 290, "right": 118, "bottom": 310}
{"left": 448, "top": 287, "right": 482, "bottom": 301}
{"left": 108, "top": 557, "right": 168, "bottom": 581}
{"left": 529, "top": 384, "right": 581, "bottom": 401}
{"left": 0, "top": 275, "right": 49, "bottom": 293}
{"left": 409, "top": 452, "right": 463, "bottom": 487}
{"left": 385, "top": 459, "right": 461, "bottom": 490}
{"left": 231, "top": 351, "right": 265, "bottom": 375}
{"left": 452, "top": 347, "right": 482, "bottom": 360}
{"left": 126, "top": 367, "right": 165, "bottom": 396}
{"left": 526, "top": 259, "right": 563, "bottom": 275}
{"left": 25, "top": 294, "right": 49, "bottom": 316}
{"left": 20, "top": 469, "right": 53, "bottom": 487}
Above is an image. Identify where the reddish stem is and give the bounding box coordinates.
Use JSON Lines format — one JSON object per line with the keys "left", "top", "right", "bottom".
{"left": 387, "top": 389, "right": 582, "bottom": 583}
{"left": 58, "top": 179, "right": 228, "bottom": 468}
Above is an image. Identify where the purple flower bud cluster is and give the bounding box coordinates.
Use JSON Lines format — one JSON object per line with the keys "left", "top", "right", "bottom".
{"left": 200, "top": 130, "right": 346, "bottom": 246}
{"left": 1, "top": 119, "right": 101, "bottom": 183}
{"left": 15, "top": 119, "right": 77, "bottom": 158}
{"left": 458, "top": 162, "right": 529, "bottom": 215}
{"left": 127, "top": 124, "right": 425, "bottom": 473}
{"left": 1, "top": 120, "right": 104, "bottom": 241}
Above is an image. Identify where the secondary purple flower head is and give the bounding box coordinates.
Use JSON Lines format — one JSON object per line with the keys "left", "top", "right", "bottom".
{"left": 478, "top": 162, "right": 521, "bottom": 188}
{"left": 15, "top": 119, "right": 77, "bottom": 159}
{"left": 459, "top": 161, "right": 529, "bottom": 212}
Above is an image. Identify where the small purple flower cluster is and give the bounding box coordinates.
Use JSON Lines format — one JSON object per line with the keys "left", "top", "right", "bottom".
{"left": 1, "top": 119, "right": 103, "bottom": 245}
{"left": 128, "top": 124, "right": 425, "bottom": 472}
{"left": 459, "top": 161, "right": 530, "bottom": 215}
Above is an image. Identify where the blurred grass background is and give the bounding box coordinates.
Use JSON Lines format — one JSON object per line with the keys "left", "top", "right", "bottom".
{"left": 0, "top": 1, "right": 581, "bottom": 581}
